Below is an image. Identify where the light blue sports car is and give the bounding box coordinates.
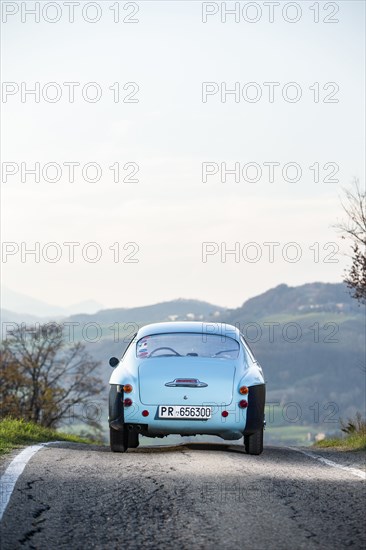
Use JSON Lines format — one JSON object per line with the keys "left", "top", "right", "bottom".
{"left": 108, "top": 322, "right": 266, "bottom": 454}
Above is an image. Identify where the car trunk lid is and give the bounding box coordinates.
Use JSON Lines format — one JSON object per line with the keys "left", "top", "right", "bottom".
{"left": 138, "top": 357, "right": 236, "bottom": 405}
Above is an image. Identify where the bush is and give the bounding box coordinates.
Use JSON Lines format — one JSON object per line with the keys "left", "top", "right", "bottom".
{"left": 340, "top": 412, "right": 366, "bottom": 435}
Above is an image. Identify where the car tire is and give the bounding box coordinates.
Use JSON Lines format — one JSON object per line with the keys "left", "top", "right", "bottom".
{"left": 244, "top": 428, "right": 263, "bottom": 455}
{"left": 128, "top": 431, "right": 139, "bottom": 448}
{"left": 110, "top": 427, "right": 128, "bottom": 453}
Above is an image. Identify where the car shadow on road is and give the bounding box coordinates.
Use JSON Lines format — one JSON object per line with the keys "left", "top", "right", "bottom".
{"left": 47, "top": 441, "right": 365, "bottom": 471}
{"left": 48, "top": 440, "right": 278, "bottom": 457}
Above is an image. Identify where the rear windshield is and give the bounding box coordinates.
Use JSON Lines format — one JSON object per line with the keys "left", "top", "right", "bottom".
{"left": 136, "top": 333, "right": 239, "bottom": 359}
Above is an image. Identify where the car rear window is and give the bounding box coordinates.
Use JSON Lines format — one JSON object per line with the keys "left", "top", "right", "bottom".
{"left": 136, "top": 333, "right": 239, "bottom": 359}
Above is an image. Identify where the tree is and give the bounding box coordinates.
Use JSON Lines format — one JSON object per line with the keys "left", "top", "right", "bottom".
{"left": 335, "top": 179, "right": 366, "bottom": 305}
{"left": 0, "top": 324, "right": 105, "bottom": 430}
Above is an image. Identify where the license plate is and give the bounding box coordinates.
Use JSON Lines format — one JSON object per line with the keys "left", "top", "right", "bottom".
{"left": 158, "top": 405, "right": 212, "bottom": 420}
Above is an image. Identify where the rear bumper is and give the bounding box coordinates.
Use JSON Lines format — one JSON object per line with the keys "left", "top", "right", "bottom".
{"left": 136, "top": 419, "right": 245, "bottom": 440}
{"left": 112, "top": 406, "right": 246, "bottom": 439}
{"left": 109, "top": 383, "right": 266, "bottom": 438}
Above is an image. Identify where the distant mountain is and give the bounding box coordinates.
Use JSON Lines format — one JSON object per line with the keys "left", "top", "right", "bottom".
{"left": 226, "top": 282, "right": 359, "bottom": 322}
{"left": 0, "top": 287, "right": 103, "bottom": 318}
{"left": 0, "top": 308, "right": 45, "bottom": 324}
{"left": 66, "top": 300, "right": 104, "bottom": 316}
{"left": 65, "top": 298, "right": 225, "bottom": 326}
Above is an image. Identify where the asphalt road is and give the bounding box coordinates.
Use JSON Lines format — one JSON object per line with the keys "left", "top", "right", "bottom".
{"left": 1, "top": 443, "right": 365, "bottom": 549}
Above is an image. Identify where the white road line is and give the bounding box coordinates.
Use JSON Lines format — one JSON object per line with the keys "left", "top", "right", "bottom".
{"left": 0, "top": 442, "right": 61, "bottom": 521}
{"left": 290, "top": 447, "right": 366, "bottom": 480}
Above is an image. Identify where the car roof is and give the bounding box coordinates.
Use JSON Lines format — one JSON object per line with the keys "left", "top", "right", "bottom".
{"left": 136, "top": 322, "right": 241, "bottom": 341}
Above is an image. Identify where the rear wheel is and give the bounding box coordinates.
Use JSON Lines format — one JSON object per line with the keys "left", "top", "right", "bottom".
{"left": 110, "top": 427, "right": 128, "bottom": 453}
{"left": 127, "top": 431, "right": 139, "bottom": 448}
{"left": 244, "top": 428, "right": 263, "bottom": 455}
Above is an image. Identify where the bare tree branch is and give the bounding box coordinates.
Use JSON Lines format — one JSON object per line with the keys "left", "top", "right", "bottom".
{"left": 334, "top": 179, "right": 366, "bottom": 305}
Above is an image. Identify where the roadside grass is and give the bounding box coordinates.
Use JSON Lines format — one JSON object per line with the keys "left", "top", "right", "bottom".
{"left": 314, "top": 433, "right": 366, "bottom": 451}
{"left": 314, "top": 413, "right": 366, "bottom": 452}
{"left": 0, "top": 418, "right": 96, "bottom": 456}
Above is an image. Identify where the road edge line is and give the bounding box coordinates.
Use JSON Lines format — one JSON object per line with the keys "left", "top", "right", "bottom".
{"left": 289, "top": 447, "right": 366, "bottom": 480}
{"left": 0, "top": 441, "right": 62, "bottom": 521}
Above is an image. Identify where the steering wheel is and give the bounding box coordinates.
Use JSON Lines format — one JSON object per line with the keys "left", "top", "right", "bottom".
{"left": 214, "top": 349, "right": 238, "bottom": 356}
{"left": 149, "top": 347, "right": 181, "bottom": 357}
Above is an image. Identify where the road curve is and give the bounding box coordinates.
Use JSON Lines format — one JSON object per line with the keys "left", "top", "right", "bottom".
{"left": 1, "top": 443, "right": 365, "bottom": 549}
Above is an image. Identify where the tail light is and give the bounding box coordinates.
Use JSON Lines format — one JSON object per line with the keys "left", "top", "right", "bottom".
{"left": 239, "top": 386, "right": 249, "bottom": 395}
{"left": 238, "top": 399, "right": 248, "bottom": 409}
{"left": 123, "top": 384, "right": 133, "bottom": 393}
{"left": 142, "top": 410, "right": 149, "bottom": 417}
{"left": 222, "top": 410, "right": 229, "bottom": 418}
{"left": 124, "top": 398, "right": 133, "bottom": 407}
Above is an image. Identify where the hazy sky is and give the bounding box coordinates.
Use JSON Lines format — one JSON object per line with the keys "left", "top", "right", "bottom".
{"left": 1, "top": 1, "right": 365, "bottom": 309}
